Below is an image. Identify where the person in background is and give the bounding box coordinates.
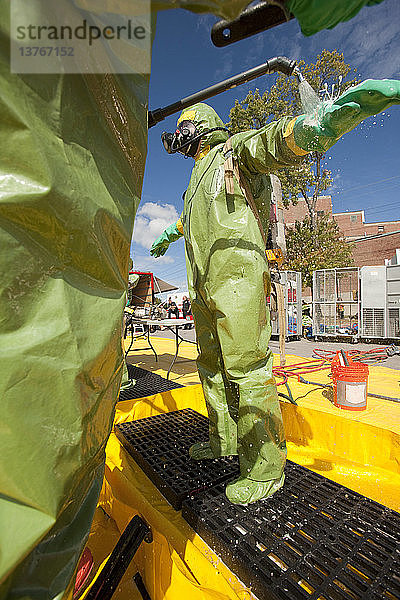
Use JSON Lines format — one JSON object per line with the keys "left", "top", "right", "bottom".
{"left": 182, "top": 295, "right": 191, "bottom": 318}
{"left": 302, "top": 306, "right": 313, "bottom": 338}
{"left": 150, "top": 81, "right": 400, "bottom": 505}
{"left": 182, "top": 295, "right": 192, "bottom": 328}
{"left": 167, "top": 296, "right": 179, "bottom": 319}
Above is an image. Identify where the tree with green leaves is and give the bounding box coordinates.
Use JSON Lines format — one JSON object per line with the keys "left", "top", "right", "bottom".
{"left": 228, "top": 49, "right": 359, "bottom": 229}
{"left": 285, "top": 215, "right": 354, "bottom": 288}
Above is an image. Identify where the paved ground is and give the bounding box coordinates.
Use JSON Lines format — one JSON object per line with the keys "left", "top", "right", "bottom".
{"left": 152, "top": 325, "right": 400, "bottom": 370}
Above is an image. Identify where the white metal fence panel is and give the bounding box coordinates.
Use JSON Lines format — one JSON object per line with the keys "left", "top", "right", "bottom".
{"left": 312, "top": 268, "right": 360, "bottom": 339}
{"left": 386, "top": 265, "right": 400, "bottom": 340}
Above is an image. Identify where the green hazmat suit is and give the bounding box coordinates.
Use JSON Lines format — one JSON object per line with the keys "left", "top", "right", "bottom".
{"left": 151, "top": 80, "right": 400, "bottom": 504}
{"left": 293, "top": 78, "right": 400, "bottom": 152}
{"left": 149, "top": 220, "right": 184, "bottom": 256}
{"left": 0, "top": 0, "right": 396, "bottom": 590}
{"left": 155, "top": 103, "right": 307, "bottom": 504}
{"left": 0, "top": 2, "right": 253, "bottom": 599}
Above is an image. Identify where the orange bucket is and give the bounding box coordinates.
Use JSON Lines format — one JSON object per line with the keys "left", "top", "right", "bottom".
{"left": 331, "top": 351, "right": 369, "bottom": 411}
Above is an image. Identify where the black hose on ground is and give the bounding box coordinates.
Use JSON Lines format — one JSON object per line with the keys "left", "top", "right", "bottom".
{"left": 299, "top": 376, "right": 331, "bottom": 388}
{"left": 278, "top": 381, "right": 297, "bottom": 405}
{"left": 367, "top": 392, "right": 400, "bottom": 403}
{"left": 298, "top": 376, "right": 400, "bottom": 404}
{"left": 278, "top": 392, "right": 294, "bottom": 404}
{"left": 284, "top": 381, "right": 297, "bottom": 405}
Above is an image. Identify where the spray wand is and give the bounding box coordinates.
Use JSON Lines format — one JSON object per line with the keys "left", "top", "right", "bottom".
{"left": 148, "top": 56, "right": 297, "bottom": 128}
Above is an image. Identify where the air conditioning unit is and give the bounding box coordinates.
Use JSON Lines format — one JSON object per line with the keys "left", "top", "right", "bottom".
{"left": 360, "top": 266, "right": 387, "bottom": 338}
{"left": 388, "top": 308, "right": 400, "bottom": 338}
{"left": 362, "top": 308, "right": 385, "bottom": 337}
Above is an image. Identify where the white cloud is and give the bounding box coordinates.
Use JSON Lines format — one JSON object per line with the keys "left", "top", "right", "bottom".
{"left": 341, "top": 15, "right": 400, "bottom": 79}
{"left": 134, "top": 255, "right": 175, "bottom": 269}
{"left": 306, "top": 0, "right": 400, "bottom": 79}
{"left": 329, "top": 172, "right": 343, "bottom": 201}
{"left": 196, "top": 13, "right": 215, "bottom": 34}
{"left": 214, "top": 49, "right": 234, "bottom": 81}
{"left": 133, "top": 202, "right": 179, "bottom": 249}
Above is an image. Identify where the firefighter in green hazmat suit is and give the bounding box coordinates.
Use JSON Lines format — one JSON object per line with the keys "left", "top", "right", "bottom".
{"left": 151, "top": 79, "right": 400, "bottom": 504}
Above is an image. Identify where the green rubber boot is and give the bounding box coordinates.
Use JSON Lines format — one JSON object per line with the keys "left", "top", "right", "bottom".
{"left": 225, "top": 473, "right": 285, "bottom": 505}
{"left": 119, "top": 359, "right": 136, "bottom": 393}
{"left": 189, "top": 441, "right": 238, "bottom": 460}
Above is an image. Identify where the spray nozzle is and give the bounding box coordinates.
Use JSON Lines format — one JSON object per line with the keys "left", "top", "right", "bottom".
{"left": 267, "top": 56, "right": 297, "bottom": 77}
{"left": 293, "top": 66, "right": 305, "bottom": 84}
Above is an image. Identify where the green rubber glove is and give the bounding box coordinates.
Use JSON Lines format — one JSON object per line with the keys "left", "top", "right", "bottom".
{"left": 293, "top": 79, "right": 400, "bottom": 153}
{"left": 287, "top": 0, "right": 385, "bottom": 37}
{"left": 150, "top": 220, "right": 183, "bottom": 257}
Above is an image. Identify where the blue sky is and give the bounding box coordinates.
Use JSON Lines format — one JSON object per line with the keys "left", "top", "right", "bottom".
{"left": 132, "top": 0, "right": 400, "bottom": 291}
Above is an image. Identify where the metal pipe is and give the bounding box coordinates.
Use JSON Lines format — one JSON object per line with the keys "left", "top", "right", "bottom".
{"left": 148, "top": 56, "right": 297, "bottom": 128}
{"left": 211, "top": 2, "right": 293, "bottom": 48}
{"left": 85, "top": 515, "right": 152, "bottom": 600}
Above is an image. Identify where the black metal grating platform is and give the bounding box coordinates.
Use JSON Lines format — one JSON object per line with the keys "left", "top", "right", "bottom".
{"left": 115, "top": 409, "right": 400, "bottom": 600}
{"left": 115, "top": 408, "right": 239, "bottom": 509}
{"left": 182, "top": 466, "right": 400, "bottom": 600}
{"left": 118, "top": 365, "right": 182, "bottom": 401}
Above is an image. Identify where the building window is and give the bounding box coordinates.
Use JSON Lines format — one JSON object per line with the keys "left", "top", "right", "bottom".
{"left": 350, "top": 215, "right": 357, "bottom": 223}
{"left": 378, "top": 225, "right": 384, "bottom": 233}
{"left": 317, "top": 210, "right": 324, "bottom": 217}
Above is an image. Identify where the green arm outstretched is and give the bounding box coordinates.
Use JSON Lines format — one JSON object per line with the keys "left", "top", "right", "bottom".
{"left": 150, "top": 216, "right": 184, "bottom": 257}
{"left": 292, "top": 79, "right": 400, "bottom": 153}
{"left": 236, "top": 79, "right": 399, "bottom": 174}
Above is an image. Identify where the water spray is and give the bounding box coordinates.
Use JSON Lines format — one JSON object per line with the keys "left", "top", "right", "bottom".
{"left": 293, "top": 67, "right": 321, "bottom": 114}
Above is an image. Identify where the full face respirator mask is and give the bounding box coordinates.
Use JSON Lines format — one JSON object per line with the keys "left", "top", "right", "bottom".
{"left": 161, "top": 120, "right": 230, "bottom": 158}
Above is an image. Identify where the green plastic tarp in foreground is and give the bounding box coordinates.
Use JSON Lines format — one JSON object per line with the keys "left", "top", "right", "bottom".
{"left": 0, "top": 0, "right": 392, "bottom": 598}
{"left": 0, "top": 2, "right": 253, "bottom": 598}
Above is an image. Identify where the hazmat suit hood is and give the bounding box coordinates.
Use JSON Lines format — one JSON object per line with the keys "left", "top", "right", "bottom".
{"left": 177, "top": 103, "right": 229, "bottom": 156}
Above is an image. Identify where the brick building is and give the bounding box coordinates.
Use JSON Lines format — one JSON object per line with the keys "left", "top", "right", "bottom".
{"left": 282, "top": 195, "right": 400, "bottom": 267}
{"left": 282, "top": 195, "right": 333, "bottom": 227}
{"left": 352, "top": 231, "right": 400, "bottom": 266}
{"left": 334, "top": 210, "right": 400, "bottom": 240}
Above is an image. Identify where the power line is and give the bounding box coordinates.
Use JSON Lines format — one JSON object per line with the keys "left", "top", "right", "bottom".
{"left": 157, "top": 264, "right": 187, "bottom": 277}
{"left": 338, "top": 174, "right": 400, "bottom": 194}
{"left": 335, "top": 199, "right": 400, "bottom": 216}
{"left": 334, "top": 192, "right": 400, "bottom": 217}
{"left": 336, "top": 180, "right": 399, "bottom": 203}
{"left": 156, "top": 268, "right": 186, "bottom": 279}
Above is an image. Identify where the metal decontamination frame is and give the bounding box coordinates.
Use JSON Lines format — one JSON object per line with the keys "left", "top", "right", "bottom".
{"left": 312, "top": 268, "right": 361, "bottom": 340}
{"left": 313, "top": 265, "right": 400, "bottom": 341}
{"left": 271, "top": 270, "right": 302, "bottom": 339}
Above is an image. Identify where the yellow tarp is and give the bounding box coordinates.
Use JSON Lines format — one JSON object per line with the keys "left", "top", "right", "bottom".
{"left": 124, "top": 336, "right": 400, "bottom": 508}
{"left": 94, "top": 340, "right": 400, "bottom": 599}
{"left": 100, "top": 385, "right": 253, "bottom": 599}
{"left": 124, "top": 335, "right": 201, "bottom": 387}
